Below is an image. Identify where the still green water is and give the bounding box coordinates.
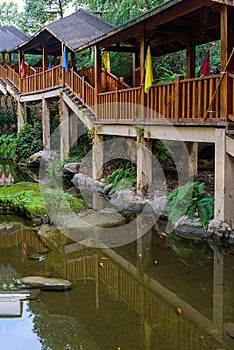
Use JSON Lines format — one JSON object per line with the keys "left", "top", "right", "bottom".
{"left": 0, "top": 222, "right": 233, "bottom": 350}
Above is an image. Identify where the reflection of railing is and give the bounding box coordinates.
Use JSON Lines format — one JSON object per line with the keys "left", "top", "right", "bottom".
{"left": 63, "top": 252, "right": 213, "bottom": 350}
{"left": 0, "top": 227, "right": 45, "bottom": 252}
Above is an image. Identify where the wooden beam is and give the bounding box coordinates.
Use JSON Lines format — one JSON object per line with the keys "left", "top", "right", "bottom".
{"left": 212, "top": 0, "right": 234, "bottom": 6}
{"left": 103, "top": 45, "right": 137, "bottom": 53}
{"left": 220, "top": 4, "right": 234, "bottom": 120}
{"left": 94, "top": 45, "right": 102, "bottom": 107}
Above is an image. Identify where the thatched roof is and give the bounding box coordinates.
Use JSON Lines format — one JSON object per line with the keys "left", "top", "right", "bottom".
{"left": 13, "top": 8, "right": 114, "bottom": 56}
{"left": 0, "top": 26, "right": 28, "bottom": 53}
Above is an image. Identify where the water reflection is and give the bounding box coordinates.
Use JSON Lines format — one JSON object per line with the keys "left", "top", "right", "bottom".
{"left": 0, "top": 226, "right": 233, "bottom": 349}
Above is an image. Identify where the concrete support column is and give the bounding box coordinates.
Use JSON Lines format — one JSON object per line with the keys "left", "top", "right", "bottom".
{"left": 92, "top": 128, "right": 103, "bottom": 179}
{"left": 17, "top": 98, "right": 25, "bottom": 131}
{"left": 60, "top": 99, "right": 70, "bottom": 161}
{"left": 183, "top": 141, "right": 198, "bottom": 178}
{"left": 69, "top": 112, "right": 78, "bottom": 147}
{"left": 214, "top": 128, "right": 226, "bottom": 220}
{"left": 224, "top": 154, "right": 234, "bottom": 220}
{"left": 137, "top": 137, "right": 152, "bottom": 195}
{"left": 42, "top": 98, "right": 50, "bottom": 150}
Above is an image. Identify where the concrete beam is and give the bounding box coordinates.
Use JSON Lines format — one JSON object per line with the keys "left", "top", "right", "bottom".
{"left": 97, "top": 123, "right": 220, "bottom": 143}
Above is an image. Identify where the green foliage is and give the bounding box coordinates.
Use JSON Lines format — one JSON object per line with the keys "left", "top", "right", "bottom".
{"left": 166, "top": 182, "right": 214, "bottom": 226}
{"left": 0, "top": 134, "right": 17, "bottom": 160}
{"left": 153, "top": 140, "right": 174, "bottom": 166}
{"left": 107, "top": 162, "right": 136, "bottom": 192}
{"left": 19, "top": 0, "right": 70, "bottom": 35}
{"left": 43, "top": 188, "right": 86, "bottom": 221}
{"left": 0, "top": 182, "right": 85, "bottom": 220}
{"left": 0, "top": 107, "right": 17, "bottom": 135}
{"left": 0, "top": 1, "right": 21, "bottom": 27}
{"left": 0, "top": 183, "right": 45, "bottom": 216}
{"left": 15, "top": 121, "right": 43, "bottom": 161}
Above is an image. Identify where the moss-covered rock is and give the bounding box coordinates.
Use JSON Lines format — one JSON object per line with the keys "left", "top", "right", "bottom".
{"left": 0, "top": 182, "right": 86, "bottom": 221}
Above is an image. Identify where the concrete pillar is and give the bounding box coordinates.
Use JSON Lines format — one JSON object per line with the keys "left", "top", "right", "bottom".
{"left": 224, "top": 154, "right": 234, "bottom": 220}
{"left": 183, "top": 141, "right": 198, "bottom": 177}
{"left": 42, "top": 98, "right": 50, "bottom": 150}
{"left": 17, "top": 98, "right": 25, "bottom": 131}
{"left": 214, "top": 128, "right": 226, "bottom": 220}
{"left": 92, "top": 128, "right": 103, "bottom": 179}
{"left": 69, "top": 112, "right": 78, "bottom": 147}
{"left": 137, "top": 138, "right": 152, "bottom": 195}
{"left": 60, "top": 99, "right": 70, "bottom": 160}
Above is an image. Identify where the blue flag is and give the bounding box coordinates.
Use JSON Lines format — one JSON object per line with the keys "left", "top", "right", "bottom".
{"left": 62, "top": 45, "right": 69, "bottom": 72}
{"left": 48, "top": 61, "right": 52, "bottom": 70}
{"left": 13, "top": 52, "right": 17, "bottom": 64}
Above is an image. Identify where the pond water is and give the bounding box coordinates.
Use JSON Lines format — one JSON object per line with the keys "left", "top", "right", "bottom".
{"left": 0, "top": 221, "right": 233, "bottom": 350}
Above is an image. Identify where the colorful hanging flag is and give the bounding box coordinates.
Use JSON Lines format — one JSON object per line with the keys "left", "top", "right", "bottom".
{"left": 48, "top": 61, "right": 52, "bottom": 70}
{"left": 102, "top": 51, "right": 110, "bottom": 70}
{"left": 20, "top": 56, "right": 25, "bottom": 78}
{"left": 13, "top": 51, "right": 17, "bottom": 64}
{"left": 144, "top": 46, "right": 153, "bottom": 94}
{"left": 62, "top": 45, "right": 69, "bottom": 72}
{"left": 201, "top": 52, "right": 210, "bottom": 76}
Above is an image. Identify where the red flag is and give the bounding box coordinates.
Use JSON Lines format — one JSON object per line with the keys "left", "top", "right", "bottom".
{"left": 20, "top": 56, "right": 25, "bottom": 78}
{"left": 201, "top": 52, "right": 210, "bottom": 76}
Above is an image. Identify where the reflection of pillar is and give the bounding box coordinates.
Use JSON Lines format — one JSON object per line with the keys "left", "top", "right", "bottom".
{"left": 60, "top": 99, "right": 70, "bottom": 160}
{"left": 214, "top": 128, "right": 225, "bottom": 220}
{"left": 92, "top": 192, "right": 105, "bottom": 211}
{"left": 137, "top": 216, "right": 153, "bottom": 268}
{"left": 95, "top": 254, "right": 99, "bottom": 310}
{"left": 42, "top": 98, "right": 50, "bottom": 150}
{"left": 92, "top": 128, "right": 103, "bottom": 179}
{"left": 137, "top": 138, "right": 152, "bottom": 195}
{"left": 213, "top": 251, "right": 224, "bottom": 340}
{"left": 183, "top": 141, "right": 198, "bottom": 177}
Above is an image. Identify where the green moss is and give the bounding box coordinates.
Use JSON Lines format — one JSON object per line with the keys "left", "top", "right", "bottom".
{"left": 0, "top": 182, "right": 86, "bottom": 219}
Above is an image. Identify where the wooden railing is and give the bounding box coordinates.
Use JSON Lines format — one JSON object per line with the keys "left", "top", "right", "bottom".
{"left": 0, "top": 63, "right": 7, "bottom": 81}
{"left": 0, "top": 61, "right": 232, "bottom": 124}
{"left": 64, "top": 68, "right": 95, "bottom": 112}
{"left": 97, "top": 74, "right": 226, "bottom": 122}
{"left": 6, "top": 65, "right": 19, "bottom": 88}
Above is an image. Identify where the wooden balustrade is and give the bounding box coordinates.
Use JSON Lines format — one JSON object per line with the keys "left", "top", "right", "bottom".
{"left": 0, "top": 60, "right": 232, "bottom": 125}
{"left": 6, "top": 65, "right": 19, "bottom": 88}
{"left": 180, "top": 75, "right": 221, "bottom": 121}
{"left": 0, "top": 63, "right": 7, "bottom": 81}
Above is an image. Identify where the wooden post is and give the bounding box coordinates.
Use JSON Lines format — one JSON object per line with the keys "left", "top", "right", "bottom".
{"left": 220, "top": 5, "right": 234, "bottom": 120}
{"left": 94, "top": 45, "right": 102, "bottom": 117}
{"left": 186, "top": 34, "right": 195, "bottom": 78}
{"left": 71, "top": 51, "right": 76, "bottom": 70}
{"left": 139, "top": 34, "right": 145, "bottom": 120}
{"left": 174, "top": 75, "right": 183, "bottom": 121}
{"left": 42, "top": 42, "right": 48, "bottom": 90}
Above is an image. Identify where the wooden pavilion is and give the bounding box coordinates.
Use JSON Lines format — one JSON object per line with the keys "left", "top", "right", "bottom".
{"left": 0, "top": 0, "right": 234, "bottom": 221}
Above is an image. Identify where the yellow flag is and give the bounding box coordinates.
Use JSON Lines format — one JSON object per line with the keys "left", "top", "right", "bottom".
{"left": 102, "top": 51, "right": 110, "bottom": 70}
{"left": 144, "top": 46, "right": 153, "bottom": 94}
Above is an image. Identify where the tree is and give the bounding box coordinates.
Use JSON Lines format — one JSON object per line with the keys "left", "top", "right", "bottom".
{"left": 73, "top": 0, "right": 165, "bottom": 24}
{"left": 0, "top": 1, "right": 21, "bottom": 28}
{"left": 19, "top": 0, "right": 70, "bottom": 35}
